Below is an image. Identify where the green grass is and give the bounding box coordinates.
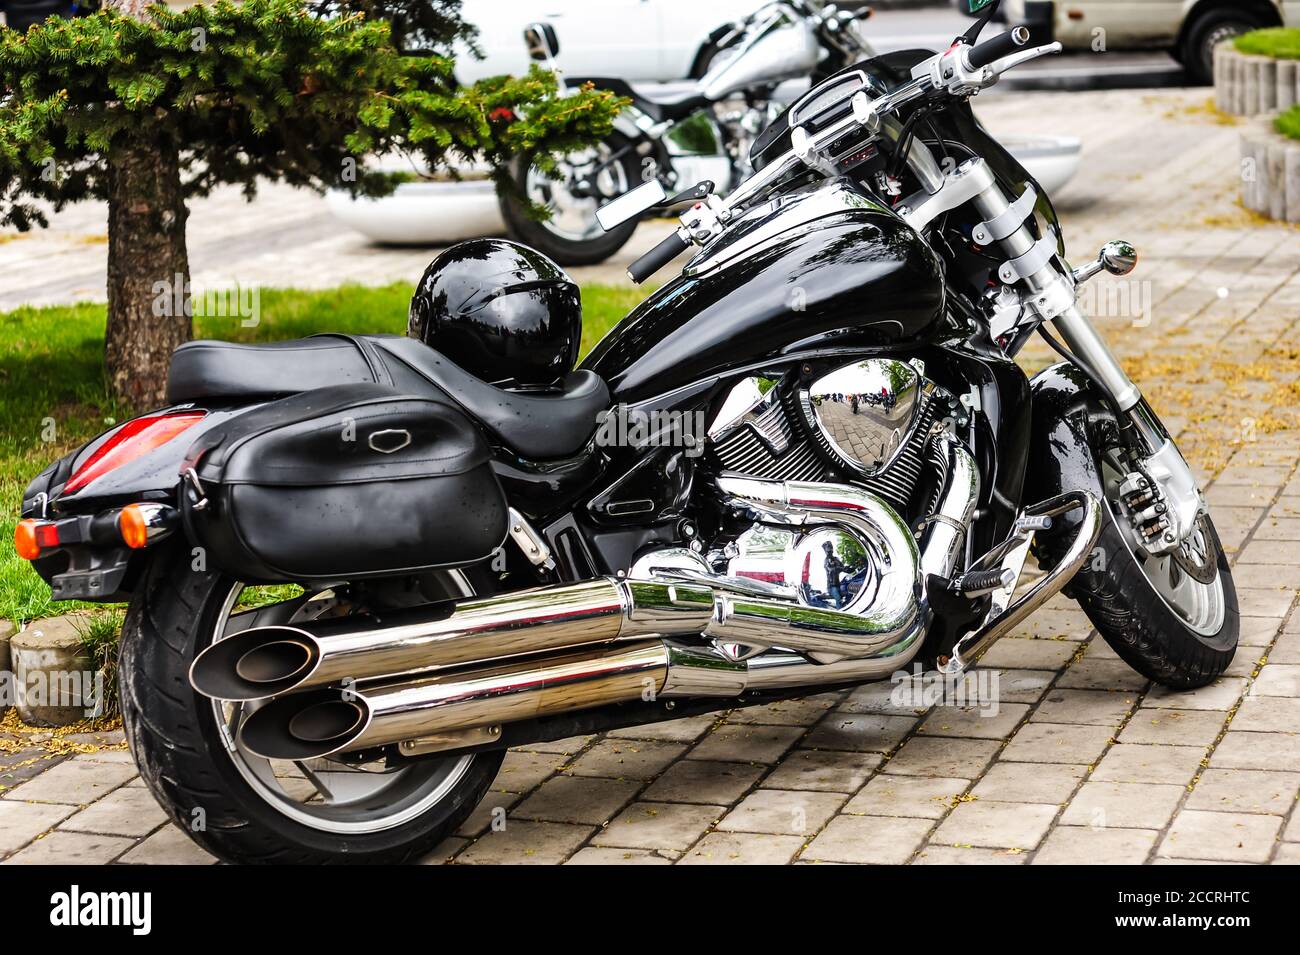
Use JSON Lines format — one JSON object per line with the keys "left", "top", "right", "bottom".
{"left": 74, "top": 609, "right": 124, "bottom": 717}
{"left": 0, "top": 281, "right": 647, "bottom": 625}
{"left": 1234, "top": 27, "right": 1300, "bottom": 60}
{"left": 1276, "top": 104, "right": 1300, "bottom": 142}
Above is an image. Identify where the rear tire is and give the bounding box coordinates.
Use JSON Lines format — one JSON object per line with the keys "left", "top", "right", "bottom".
{"left": 119, "top": 548, "right": 502, "bottom": 865}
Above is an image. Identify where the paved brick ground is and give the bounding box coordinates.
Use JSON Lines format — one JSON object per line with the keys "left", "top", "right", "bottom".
{"left": 3, "top": 88, "right": 1300, "bottom": 864}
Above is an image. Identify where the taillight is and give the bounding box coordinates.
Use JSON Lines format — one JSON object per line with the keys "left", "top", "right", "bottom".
{"left": 63, "top": 411, "right": 206, "bottom": 495}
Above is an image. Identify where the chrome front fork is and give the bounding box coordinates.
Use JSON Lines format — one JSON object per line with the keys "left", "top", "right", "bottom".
{"left": 956, "top": 160, "right": 1203, "bottom": 554}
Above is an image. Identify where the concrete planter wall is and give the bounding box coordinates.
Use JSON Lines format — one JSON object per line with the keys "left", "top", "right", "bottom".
{"left": 1240, "top": 119, "right": 1300, "bottom": 223}
{"left": 325, "top": 180, "right": 505, "bottom": 245}
{"left": 1215, "top": 46, "right": 1300, "bottom": 117}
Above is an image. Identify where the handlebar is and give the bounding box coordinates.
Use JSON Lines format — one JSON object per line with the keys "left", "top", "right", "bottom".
{"left": 966, "top": 25, "right": 1030, "bottom": 70}
{"left": 628, "top": 230, "right": 690, "bottom": 284}
{"left": 623, "top": 28, "right": 1058, "bottom": 284}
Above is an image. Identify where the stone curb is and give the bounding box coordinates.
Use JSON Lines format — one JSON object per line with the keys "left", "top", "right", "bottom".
{"left": 1240, "top": 119, "right": 1300, "bottom": 223}
{"left": 10, "top": 616, "right": 97, "bottom": 727}
{"left": 1215, "top": 45, "right": 1300, "bottom": 117}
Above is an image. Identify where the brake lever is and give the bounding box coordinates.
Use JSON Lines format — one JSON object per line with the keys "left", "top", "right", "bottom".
{"left": 989, "top": 41, "right": 1063, "bottom": 76}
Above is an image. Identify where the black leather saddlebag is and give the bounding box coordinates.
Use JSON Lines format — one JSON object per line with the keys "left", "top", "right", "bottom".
{"left": 180, "top": 383, "right": 507, "bottom": 582}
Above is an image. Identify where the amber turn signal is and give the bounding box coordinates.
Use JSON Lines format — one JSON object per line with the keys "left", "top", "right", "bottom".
{"left": 118, "top": 504, "right": 151, "bottom": 549}
{"left": 14, "top": 519, "right": 41, "bottom": 560}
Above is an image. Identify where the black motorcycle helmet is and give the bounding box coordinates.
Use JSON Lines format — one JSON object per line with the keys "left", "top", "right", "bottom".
{"left": 408, "top": 239, "right": 582, "bottom": 388}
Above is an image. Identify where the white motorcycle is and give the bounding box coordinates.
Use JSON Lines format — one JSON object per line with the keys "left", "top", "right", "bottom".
{"left": 500, "top": 0, "right": 1080, "bottom": 266}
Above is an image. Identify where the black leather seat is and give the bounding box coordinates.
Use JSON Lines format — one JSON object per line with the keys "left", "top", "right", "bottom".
{"left": 167, "top": 335, "right": 610, "bottom": 461}
{"left": 570, "top": 76, "right": 711, "bottom": 124}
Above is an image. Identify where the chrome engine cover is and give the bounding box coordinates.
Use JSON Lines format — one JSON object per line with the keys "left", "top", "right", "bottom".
{"left": 799, "top": 358, "right": 926, "bottom": 477}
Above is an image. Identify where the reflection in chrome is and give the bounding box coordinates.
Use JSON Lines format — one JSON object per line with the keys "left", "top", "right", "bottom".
{"left": 800, "top": 358, "right": 924, "bottom": 476}
{"left": 707, "top": 376, "right": 789, "bottom": 454}
{"left": 726, "top": 524, "right": 876, "bottom": 613}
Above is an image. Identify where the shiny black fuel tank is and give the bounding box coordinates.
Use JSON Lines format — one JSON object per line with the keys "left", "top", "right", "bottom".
{"left": 581, "top": 179, "right": 947, "bottom": 404}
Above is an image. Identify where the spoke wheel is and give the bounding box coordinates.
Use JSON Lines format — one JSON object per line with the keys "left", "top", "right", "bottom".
{"left": 499, "top": 132, "right": 642, "bottom": 266}
{"left": 525, "top": 143, "right": 633, "bottom": 242}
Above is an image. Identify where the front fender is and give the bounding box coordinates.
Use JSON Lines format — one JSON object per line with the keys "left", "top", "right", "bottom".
{"left": 1026, "top": 361, "right": 1113, "bottom": 538}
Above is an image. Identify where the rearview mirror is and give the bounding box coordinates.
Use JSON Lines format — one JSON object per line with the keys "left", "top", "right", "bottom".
{"left": 525, "top": 22, "right": 560, "bottom": 61}
{"left": 596, "top": 180, "right": 667, "bottom": 232}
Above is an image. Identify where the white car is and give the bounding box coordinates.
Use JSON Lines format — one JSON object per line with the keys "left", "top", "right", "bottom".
{"left": 454, "top": 0, "right": 766, "bottom": 83}
{"left": 1002, "top": 0, "right": 1300, "bottom": 83}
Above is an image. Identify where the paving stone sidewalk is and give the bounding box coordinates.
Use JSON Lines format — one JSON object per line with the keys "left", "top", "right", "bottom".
{"left": 3, "top": 88, "right": 1300, "bottom": 864}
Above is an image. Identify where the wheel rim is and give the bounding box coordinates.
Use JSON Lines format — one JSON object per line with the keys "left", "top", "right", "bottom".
{"left": 209, "top": 583, "right": 474, "bottom": 835}
{"left": 1100, "top": 454, "right": 1227, "bottom": 638}
{"left": 524, "top": 144, "right": 631, "bottom": 242}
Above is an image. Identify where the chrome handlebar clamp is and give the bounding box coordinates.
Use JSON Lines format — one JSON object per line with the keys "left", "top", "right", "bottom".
{"left": 914, "top": 44, "right": 995, "bottom": 96}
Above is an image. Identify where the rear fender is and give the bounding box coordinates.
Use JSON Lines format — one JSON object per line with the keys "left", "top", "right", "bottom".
{"left": 20, "top": 402, "right": 262, "bottom": 603}
{"left": 23, "top": 404, "right": 256, "bottom": 518}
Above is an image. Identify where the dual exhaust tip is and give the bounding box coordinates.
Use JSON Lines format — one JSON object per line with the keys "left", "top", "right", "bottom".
{"left": 239, "top": 691, "right": 372, "bottom": 761}
{"left": 190, "top": 627, "right": 322, "bottom": 702}
{"left": 228, "top": 641, "right": 674, "bottom": 762}
{"left": 192, "top": 628, "right": 377, "bottom": 760}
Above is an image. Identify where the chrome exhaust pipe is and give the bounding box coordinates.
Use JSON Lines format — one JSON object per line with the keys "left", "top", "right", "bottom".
{"left": 190, "top": 578, "right": 714, "bottom": 702}
{"left": 238, "top": 633, "right": 931, "bottom": 761}
{"left": 239, "top": 641, "right": 674, "bottom": 760}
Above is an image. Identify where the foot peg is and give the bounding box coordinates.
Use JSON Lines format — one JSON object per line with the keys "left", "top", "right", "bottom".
{"left": 948, "top": 567, "right": 1017, "bottom": 598}
{"left": 937, "top": 490, "right": 1102, "bottom": 675}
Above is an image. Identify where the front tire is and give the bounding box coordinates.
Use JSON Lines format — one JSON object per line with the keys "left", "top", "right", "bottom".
{"left": 1065, "top": 510, "right": 1238, "bottom": 689}
{"left": 119, "top": 548, "right": 502, "bottom": 864}
{"left": 1044, "top": 428, "right": 1239, "bottom": 690}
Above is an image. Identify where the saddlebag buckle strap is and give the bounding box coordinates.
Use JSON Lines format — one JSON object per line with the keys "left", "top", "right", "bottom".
{"left": 998, "top": 233, "right": 1057, "bottom": 285}
{"left": 183, "top": 467, "right": 210, "bottom": 512}
{"left": 973, "top": 183, "right": 1037, "bottom": 245}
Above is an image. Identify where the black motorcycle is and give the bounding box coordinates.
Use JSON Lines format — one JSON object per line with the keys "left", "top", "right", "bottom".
{"left": 18, "top": 9, "right": 1237, "bottom": 865}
